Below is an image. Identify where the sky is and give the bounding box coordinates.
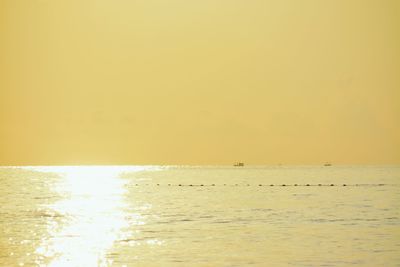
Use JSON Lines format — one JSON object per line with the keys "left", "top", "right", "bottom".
{"left": 0, "top": 0, "right": 399, "bottom": 165}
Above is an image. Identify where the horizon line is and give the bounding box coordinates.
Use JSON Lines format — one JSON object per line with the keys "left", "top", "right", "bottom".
{"left": 1, "top": 164, "right": 399, "bottom": 167}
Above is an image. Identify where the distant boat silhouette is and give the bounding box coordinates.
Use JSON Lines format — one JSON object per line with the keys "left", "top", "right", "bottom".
{"left": 234, "top": 162, "right": 244, "bottom": 167}
{"left": 324, "top": 163, "right": 332, "bottom": 166}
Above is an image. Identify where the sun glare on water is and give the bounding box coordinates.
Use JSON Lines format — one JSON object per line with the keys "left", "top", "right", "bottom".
{"left": 29, "top": 166, "right": 148, "bottom": 267}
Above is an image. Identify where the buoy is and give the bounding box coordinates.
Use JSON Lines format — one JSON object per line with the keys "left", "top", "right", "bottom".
{"left": 127, "top": 183, "right": 384, "bottom": 187}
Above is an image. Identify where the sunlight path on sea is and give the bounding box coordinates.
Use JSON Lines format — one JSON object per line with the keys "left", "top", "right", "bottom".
{"left": 30, "top": 166, "right": 145, "bottom": 267}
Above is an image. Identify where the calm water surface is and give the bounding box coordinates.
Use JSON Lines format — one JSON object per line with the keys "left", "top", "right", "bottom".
{"left": 0, "top": 166, "right": 399, "bottom": 266}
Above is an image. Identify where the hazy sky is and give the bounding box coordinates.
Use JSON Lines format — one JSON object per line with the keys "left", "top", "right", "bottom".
{"left": 1, "top": 0, "right": 399, "bottom": 165}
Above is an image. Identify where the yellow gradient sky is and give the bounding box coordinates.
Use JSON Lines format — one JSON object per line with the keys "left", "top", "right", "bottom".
{"left": 1, "top": 0, "right": 399, "bottom": 165}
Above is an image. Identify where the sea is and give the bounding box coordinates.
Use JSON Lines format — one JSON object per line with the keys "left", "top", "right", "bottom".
{"left": 0, "top": 165, "right": 399, "bottom": 267}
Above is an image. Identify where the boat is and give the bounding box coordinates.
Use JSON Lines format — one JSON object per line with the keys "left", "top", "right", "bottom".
{"left": 324, "top": 163, "right": 332, "bottom": 166}
{"left": 234, "top": 162, "right": 244, "bottom": 167}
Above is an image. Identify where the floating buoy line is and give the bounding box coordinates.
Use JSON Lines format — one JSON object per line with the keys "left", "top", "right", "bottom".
{"left": 129, "top": 183, "right": 387, "bottom": 187}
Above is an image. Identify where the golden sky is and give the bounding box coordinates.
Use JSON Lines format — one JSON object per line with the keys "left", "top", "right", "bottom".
{"left": 1, "top": 0, "right": 399, "bottom": 165}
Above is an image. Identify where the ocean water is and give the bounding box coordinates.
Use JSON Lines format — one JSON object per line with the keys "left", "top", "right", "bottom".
{"left": 0, "top": 165, "right": 399, "bottom": 267}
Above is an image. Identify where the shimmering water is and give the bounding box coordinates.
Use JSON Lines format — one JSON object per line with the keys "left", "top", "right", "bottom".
{"left": 0, "top": 166, "right": 399, "bottom": 267}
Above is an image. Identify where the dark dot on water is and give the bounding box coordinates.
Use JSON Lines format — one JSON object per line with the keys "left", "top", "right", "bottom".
{"left": 294, "top": 184, "right": 298, "bottom": 186}
{"left": 211, "top": 184, "right": 215, "bottom": 186}
{"left": 178, "top": 184, "right": 182, "bottom": 186}
{"left": 343, "top": 184, "right": 347, "bottom": 186}
{"left": 200, "top": 184, "right": 204, "bottom": 186}
{"left": 306, "top": 184, "right": 310, "bottom": 186}
{"left": 282, "top": 184, "right": 286, "bottom": 186}
{"left": 318, "top": 184, "right": 322, "bottom": 186}
{"left": 270, "top": 184, "right": 274, "bottom": 186}
{"left": 330, "top": 184, "right": 334, "bottom": 186}
{"left": 259, "top": 184, "right": 262, "bottom": 186}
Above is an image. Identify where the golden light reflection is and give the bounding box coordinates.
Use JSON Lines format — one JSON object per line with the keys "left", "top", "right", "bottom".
{"left": 30, "top": 166, "right": 147, "bottom": 267}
